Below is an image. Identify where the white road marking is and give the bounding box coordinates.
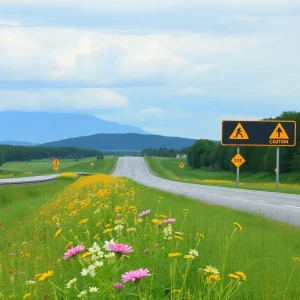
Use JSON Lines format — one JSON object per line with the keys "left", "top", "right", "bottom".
{"left": 256, "top": 200, "right": 267, "bottom": 203}
{"left": 281, "top": 205, "right": 300, "bottom": 209}
{"left": 232, "top": 196, "right": 248, "bottom": 199}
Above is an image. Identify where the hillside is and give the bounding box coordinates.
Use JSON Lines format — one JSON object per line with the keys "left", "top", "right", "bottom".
{"left": 0, "top": 141, "right": 40, "bottom": 146}
{"left": 0, "top": 111, "right": 149, "bottom": 143}
{"left": 41, "top": 133, "right": 197, "bottom": 151}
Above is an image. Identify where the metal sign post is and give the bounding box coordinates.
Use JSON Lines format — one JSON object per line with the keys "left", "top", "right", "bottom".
{"left": 276, "top": 147, "right": 280, "bottom": 188}
{"left": 236, "top": 147, "right": 240, "bottom": 187}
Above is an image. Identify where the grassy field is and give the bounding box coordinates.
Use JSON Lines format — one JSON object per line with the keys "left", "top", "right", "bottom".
{"left": 146, "top": 157, "right": 300, "bottom": 195}
{"left": 0, "top": 173, "right": 299, "bottom": 299}
{"left": 0, "top": 156, "right": 117, "bottom": 178}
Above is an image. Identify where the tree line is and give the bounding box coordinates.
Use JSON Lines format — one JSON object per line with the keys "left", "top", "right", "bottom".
{"left": 0, "top": 145, "right": 103, "bottom": 167}
{"left": 141, "top": 147, "right": 189, "bottom": 158}
{"left": 187, "top": 110, "right": 300, "bottom": 173}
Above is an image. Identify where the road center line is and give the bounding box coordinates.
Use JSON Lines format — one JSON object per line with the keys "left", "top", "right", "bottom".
{"left": 256, "top": 200, "right": 267, "bottom": 203}
{"left": 281, "top": 205, "right": 300, "bottom": 209}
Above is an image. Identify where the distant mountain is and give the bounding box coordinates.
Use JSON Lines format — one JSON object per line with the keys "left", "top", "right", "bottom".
{"left": 41, "top": 133, "right": 197, "bottom": 151}
{"left": 0, "top": 141, "right": 40, "bottom": 146}
{"left": 0, "top": 111, "right": 149, "bottom": 143}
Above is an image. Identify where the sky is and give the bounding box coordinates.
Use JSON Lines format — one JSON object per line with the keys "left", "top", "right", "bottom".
{"left": 0, "top": 0, "right": 300, "bottom": 140}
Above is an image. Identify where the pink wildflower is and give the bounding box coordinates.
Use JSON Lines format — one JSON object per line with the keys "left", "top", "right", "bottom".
{"left": 63, "top": 244, "right": 85, "bottom": 260}
{"left": 121, "top": 268, "right": 151, "bottom": 283}
{"left": 105, "top": 241, "right": 133, "bottom": 254}
{"left": 163, "top": 218, "right": 176, "bottom": 223}
{"left": 138, "top": 209, "right": 150, "bottom": 217}
{"left": 113, "top": 282, "right": 124, "bottom": 289}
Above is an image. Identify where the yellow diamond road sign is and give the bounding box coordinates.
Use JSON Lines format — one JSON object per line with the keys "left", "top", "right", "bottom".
{"left": 231, "top": 153, "right": 246, "bottom": 168}
{"left": 53, "top": 159, "right": 60, "bottom": 166}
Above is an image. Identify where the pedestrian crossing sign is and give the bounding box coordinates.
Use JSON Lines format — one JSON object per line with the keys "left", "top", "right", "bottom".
{"left": 229, "top": 123, "right": 249, "bottom": 140}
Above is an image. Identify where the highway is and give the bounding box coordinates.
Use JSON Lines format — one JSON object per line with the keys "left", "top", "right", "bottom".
{"left": 112, "top": 157, "right": 300, "bottom": 227}
{"left": 0, "top": 172, "right": 91, "bottom": 186}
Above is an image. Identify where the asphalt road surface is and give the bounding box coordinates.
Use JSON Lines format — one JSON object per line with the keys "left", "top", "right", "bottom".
{"left": 112, "top": 157, "right": 300, "bottom": 227}
{"left": 0, "top": 172, "right": 91, "bottom": 186}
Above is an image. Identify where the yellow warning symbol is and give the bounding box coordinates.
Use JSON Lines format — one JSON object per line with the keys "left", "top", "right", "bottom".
{"left": 229, "top": 123, "right": 249, "bottom": 140}
{"left": 269, "top": 123, "right": 289, "bottom": 139}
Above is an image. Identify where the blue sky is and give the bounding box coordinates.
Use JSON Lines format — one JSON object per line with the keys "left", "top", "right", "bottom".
{"left": 0, "top": 0, "right": 300, "bottom": 140}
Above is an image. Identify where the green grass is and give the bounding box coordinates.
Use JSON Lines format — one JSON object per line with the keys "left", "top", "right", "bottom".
{"left": 0, "top": 177, "right": 76, "bottom": 229}
{"left": 146, "top": 157, "right": 300, "bottom": 195}
{"left": 0, "top": 156, "right": 117, "bottom": 178}
{"left": 0, "top": 174, "right": 299, "bottom": 299}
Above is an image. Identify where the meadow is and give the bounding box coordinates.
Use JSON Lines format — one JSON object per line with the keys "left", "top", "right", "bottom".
{"left": 0, "top": 156, "right": 117, "bottom": 179}
{"left": 0, "top": 173, "right": 299, "bottom": 299}
{"left": 146, "top": 157, "right": 300, "bottom": 195}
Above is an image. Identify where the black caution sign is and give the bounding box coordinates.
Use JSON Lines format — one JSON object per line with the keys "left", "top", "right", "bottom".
{"left": 221, "top": 120, "right": 296, "bottom": 147}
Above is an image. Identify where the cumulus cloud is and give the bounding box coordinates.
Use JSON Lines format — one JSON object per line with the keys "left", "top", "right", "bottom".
{"left": 140, "top": 107, "right": 165, "bottom": 116}
{"left": 0, "top": 89, "right": 128, "bottom": 112}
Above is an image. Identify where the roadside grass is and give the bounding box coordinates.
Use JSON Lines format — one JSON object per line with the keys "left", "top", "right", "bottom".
{"left": 0, "top": 176, "right": 77, "bottom": 229}
{"left": 146, "top": 157, "right": 300, "bottom": 195}
{"left": 0, "top": 156, "right": 117, "bottom": 178}
{"left": 0, "top": 174, "right": 299, "bottom": 299}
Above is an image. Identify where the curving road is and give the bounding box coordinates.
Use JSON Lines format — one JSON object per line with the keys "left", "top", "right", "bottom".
{"left": 0, "top": 172, "right": 92, "bottom": 186}
{"left": 112, "top": 157, "right": 300, "bottom": 227}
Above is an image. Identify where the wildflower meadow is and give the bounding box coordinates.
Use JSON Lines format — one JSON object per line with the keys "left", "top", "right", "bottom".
{"left": 0, "top": 173, "right": 299, "bottom": 299}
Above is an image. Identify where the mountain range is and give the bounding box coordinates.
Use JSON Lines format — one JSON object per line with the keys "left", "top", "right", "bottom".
{"left": 0, "top": 111, "right": 149, "bottom": 144}
{"left": 41, "top": 133, "right": 197, "bottom": 151}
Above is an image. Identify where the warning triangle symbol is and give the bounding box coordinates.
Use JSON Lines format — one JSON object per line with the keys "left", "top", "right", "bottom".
{"left": 229, "top": 123, "right": 249, "bottom": 140}
{"left": 269, "top": 123, "right": 289, "bottom": 139}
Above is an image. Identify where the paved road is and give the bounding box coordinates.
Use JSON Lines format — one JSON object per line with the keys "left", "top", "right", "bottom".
{"left": 0, "top": 172, "right": 92, "bottom": 186}
{"left": 112, "top": 157, "right": 300, "bottom": 227}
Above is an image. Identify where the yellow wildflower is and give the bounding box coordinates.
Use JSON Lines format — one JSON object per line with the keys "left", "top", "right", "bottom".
{"left": 55, "top": 228, "right": 62, "bottom": 238}
{"left": 233, "top": 222, "right": 242, "bottom": 231}
{"left": 66, "top": 242, "right": 73, "bottom": 249}
{"left": 78, "top": 218, "right": 88, "bottom": 225}
{"left": 172, "top": 289, "right": 182, "bottom": 294}
{"left": 23, "top": 293, "right": 31, "bottom": 299}
{"left": 228, "top": 273, "right": 239, "bottom": 280}
{"left": 175, "top": 236, "right": 184, "bottom": 240}
{"left": 206, "top": 274, "right": 221, "bottom": 285}
{"left": 183, "top": 208, "right": 189, "bottom": 213}
{"left": 152, "top": 219, "right": 163, "bottom": 225}
{"left": 184, "top": 255, "right": 194, "bottom": 259}
{"left": 93, "top": 234, "right": 99, "bottom": 239}
{"left": 37, "top": 270, "right": 54, "bottom": 282}
{"left": 82, "top": 252, "right": 91, "bottom": 259}
{"left": 197, "top": 233, "right": 205, "bottom": 239}
{"left": 168, "top": 252, "right": 182, "bottom": 258}
{"left": 103, "top": 228, "right": 114, "bottom": 234}
{"left": 235, "top": 271, "right": 247, "bottom": 281}
{"left": 127, "top": 227, "right": 137, "bottom": 232}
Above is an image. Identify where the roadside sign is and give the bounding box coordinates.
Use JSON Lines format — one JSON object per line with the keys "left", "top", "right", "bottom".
{"left": 231, "top": 153, "right": 246, "bottom": 168}
{"left": 221, "top": 120, "right": 296, "bottom": 147}
{"left": 91, "top": 162, "right": 94, "bottom": 166}
{"left": 53, "top": 166, "right": 59, "bottom": 171}
{"left": 179, "top": 163, "right": 185, "bottom": 169}
{"left": 53, "top": 159, "right": 60, "bottom": 166}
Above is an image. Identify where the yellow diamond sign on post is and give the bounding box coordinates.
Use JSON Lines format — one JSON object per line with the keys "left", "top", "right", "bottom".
{"left": 231, "top": 153, "right": 246, "bottom": 168}
{"left": 53, "top": 159, "right": 60, "bottom": 167}
{"left": 53, "top": 166, "right": 59, "bottom": 171}
{"left": 179, "top": 163, "right": 185, "bottom": 169}
{"left": 91, "top": 162, "right": 94, "bottom": 166}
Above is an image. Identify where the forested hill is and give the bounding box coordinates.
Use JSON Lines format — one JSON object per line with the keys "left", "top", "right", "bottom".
{"left": 41, "top": 133, "right": 198, "bottom": 151}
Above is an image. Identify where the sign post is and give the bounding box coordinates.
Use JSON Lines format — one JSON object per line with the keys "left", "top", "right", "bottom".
{"left": 231, "top": 150, "right": 246, "bottom": 187}
{"left": 236, "top": 147, "right": 240, "bottom": 187}
{"left": 222, "top": 120, "right": 296, "bottom": 188}
{"left": 276, "top": 147, "right": 280, "bottom": 188}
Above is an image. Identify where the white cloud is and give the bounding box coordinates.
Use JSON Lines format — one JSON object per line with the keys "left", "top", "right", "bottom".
{"left": 176, "top": 88, "right": 205, "bottom": 95}
{"left": 0, "top": 20, "right": 20, "bottom": 26}
{"left": 0, "top": 89, "right": 128, "bottom": 112}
